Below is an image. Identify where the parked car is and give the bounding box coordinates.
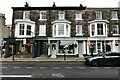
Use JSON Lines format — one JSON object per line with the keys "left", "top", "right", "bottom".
{"left": 84, "top": 52, "right": 120, "bottom": 67}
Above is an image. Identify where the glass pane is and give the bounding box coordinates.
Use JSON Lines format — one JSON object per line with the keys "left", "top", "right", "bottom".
{"left": 58, "top": 24, "right": 64, "bottom": 35}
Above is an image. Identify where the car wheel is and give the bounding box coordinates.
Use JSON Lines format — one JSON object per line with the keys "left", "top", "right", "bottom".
{"left": 91, "top": 60, "right": 99, "bottom": 67}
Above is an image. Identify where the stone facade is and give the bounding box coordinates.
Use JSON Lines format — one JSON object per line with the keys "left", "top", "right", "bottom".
{"left": 4, "top": 5, "right": 120, "bottom": 58}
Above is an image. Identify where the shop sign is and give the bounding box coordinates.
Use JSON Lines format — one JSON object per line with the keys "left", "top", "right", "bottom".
{"left": 87, "top": 40, "right": 91, "bottom": 46}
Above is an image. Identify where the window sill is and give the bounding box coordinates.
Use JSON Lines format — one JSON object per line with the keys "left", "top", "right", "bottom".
{"left": 39, "top": 19, "right": 47, "bottom": 21}
{"left": 76, "top": 34, "right": 83, "bottom": 36}
{"left": 75, "top": 19, "right": 83, "bottom": 20}
{"left": 111, "top": 19, "right": 118, "bottom": 20}
{"left": 38, "top": 35, "right": 46, "bottom": 36}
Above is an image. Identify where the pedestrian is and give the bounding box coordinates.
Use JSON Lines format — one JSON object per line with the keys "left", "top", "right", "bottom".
{"left": 21, "top": 45, "right": 26, "bottom": 57}
{"left": 90, "top": 44, "right": 94, "bottom": 57}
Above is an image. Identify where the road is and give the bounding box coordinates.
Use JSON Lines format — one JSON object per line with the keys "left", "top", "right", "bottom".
{"left": 0, "top": 61, "right": 120, "bottom": 80}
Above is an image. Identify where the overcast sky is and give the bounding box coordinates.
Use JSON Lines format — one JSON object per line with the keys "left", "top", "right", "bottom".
{"left": 0, "top": 0, "right": 120, "bottom": 24}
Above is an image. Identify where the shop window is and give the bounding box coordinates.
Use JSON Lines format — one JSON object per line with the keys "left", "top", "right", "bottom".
{"left": 59, "top": 41, "right": 75, "bottom": 54}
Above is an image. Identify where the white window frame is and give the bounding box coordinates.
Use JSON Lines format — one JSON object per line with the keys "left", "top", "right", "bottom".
{"left": 112, "top": 25, "right": 119, "bottom": 35}
{"left": 39, "top": 11, "right": 47, "bottom": 20}
{"left": 75, "top": 11, "right": 82, "bottom": 20}
{"left": 76, "top": 25, "right": 83, "bottom": 36}
{"left": 90, "top": 22, "right": 107, "bottom": 37}
{"left": 23, "top": 11, "right": 30, "bottom": 20}
{"left": 15, "top": 20, "right": 35, "bottom": 38}
{"left": 38, "top": 25, "right": 46, "bottom": 36}
{"left": 53, "top": 23, "right": 70, "bottom": 37}
{"left": 111, "top": 11, "right": 118, "bottom": 20}
{"left": 58, "top": 11, "right": 65, "bottom": 19}
{"left": 96, "top": 11, "right": 102, "bottom": 19}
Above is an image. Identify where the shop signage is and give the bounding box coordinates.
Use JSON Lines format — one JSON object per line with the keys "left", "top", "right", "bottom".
{"left": 87, "top": 40, "right": 91, "bottom": 46}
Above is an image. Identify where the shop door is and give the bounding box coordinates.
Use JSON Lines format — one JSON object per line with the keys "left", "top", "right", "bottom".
{"left": 97, "top": 42, "right": 102, "bottom": 53}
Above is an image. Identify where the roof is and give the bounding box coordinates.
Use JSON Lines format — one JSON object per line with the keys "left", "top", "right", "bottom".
{"left": 12, "top": 6, "right": 86, "bottom": 10}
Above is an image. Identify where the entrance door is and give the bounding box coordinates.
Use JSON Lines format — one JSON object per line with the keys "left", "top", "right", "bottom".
{"left": 97, "top": 42, "right": 102, "bottom": 53}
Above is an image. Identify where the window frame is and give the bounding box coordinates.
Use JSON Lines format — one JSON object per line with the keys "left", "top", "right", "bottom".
{"left": 53, "top": 23, "right": 70, "bottom": 37}
{"left": 76, "top": 25, "right": 83, "bottom": 36}
{"left": 111, "top": 11, "right": 118, "bottom": 20}
{"left": 58, "top": 11, "right": 65, "bottom": 20}
{"left": 75, "top": 11, "right": 82, "bottom": 20}
{"left": 39, "top": 11, "right": 47, "bottom": 20}
{"left": 23, "top": 11, "right": 30, "bottom": 20}
{"left": 96, "top": 11, "right": 102, "bottom": 19}
{"left": 90, "top": 22, "right": 107, "bottom": 37}
{"left": 112, "top": 25, "right": 119, "bottom": 35}
{"left": 38, "top": 25, "right": 46, "bottom": 36}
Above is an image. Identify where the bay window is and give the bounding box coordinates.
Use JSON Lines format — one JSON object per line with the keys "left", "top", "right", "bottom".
{"left": 53, "top": 23, "right": 70, "bottom": 37}
{"left": 90, "top": 21, "right": 108, "bottom": 37}
{"left": 15, "top": 19, "right": 35, "bottom": 38}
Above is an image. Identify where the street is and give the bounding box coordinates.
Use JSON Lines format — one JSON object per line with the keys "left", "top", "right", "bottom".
{"left": 0, "top": 61, "right": 120, "bottom": 80}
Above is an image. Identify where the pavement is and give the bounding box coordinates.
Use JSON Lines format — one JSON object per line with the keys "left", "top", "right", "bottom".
{"left": 0, "top": 56, "right": 85, "bottom": 62}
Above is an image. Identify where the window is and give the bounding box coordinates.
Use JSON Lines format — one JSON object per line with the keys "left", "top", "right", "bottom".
{"left": 40, "top": 11, "right": 47, "bottom": 20}
{"left": 23, "top": 11, "right": 30, "bottom": 19}
{"left": 58, "top": 24, "right": 64, "bottom": 35}
{"left": 112, "top": 25, "right": 119, "bottom": 35}
{"left": 76, "top": 25, "right": 82, "bottom": 35}
{"left": 39, "top": 25, "right": 46, "bottom": 36}
{"left": 26, "top": 25, "right": 31, "bottom": 35}
{"left": 75, "top": 11, "right": 82, "bottom": 20}
{"left": 53, "top": 23, "right": 70, "bottom": 37}
{"left": 96, "top": 11, "right": 102, "bottom": 19}
{"left": 91, "top": 24, "right": 95, "bottom": 36}
{"left": 90, "top": 22, "right": 108, "bottom": 37}
{"left": 111, "top": 11, "right": 118, "bottom": 20}
{"left": 19, "top": 24, "right": 25, "bottom": 35}
{"left": 58, "top": 11, "right": 65, "bottom": 19}
{"left": 97, "top": 23, "right": 103, "bottom": 35}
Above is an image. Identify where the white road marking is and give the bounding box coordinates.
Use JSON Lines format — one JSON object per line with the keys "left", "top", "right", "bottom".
{"left": 1, "top": 67, "right": 8, "bottom": 69}
{"left": 26, "top": 67, "right": 34, "bottom": 69}
{"left": 13, "top": 67, "right": 21, "bottom": 69}
{"left": 65, "top": 67, "right": 72, "bottom": 69}
{"left": 91, "top": 67, "right": 98, "bottom": 69}
{"left": 53, "top": 67, "right": 60, "bottom": 69}
{"left": 104, "top": 67, "right": 111, "bottom": 69}
{"left": 78, "top": 67, "right": 85, "bottom": 69}
{"left": 39, "top": 67, "right": 46, "bottom": 69}
{"left": 0, "top": 75, "right": 32, "bottom": 77}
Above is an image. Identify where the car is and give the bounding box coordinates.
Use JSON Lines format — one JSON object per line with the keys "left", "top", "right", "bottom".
{"left": 84, "top": 52, "right": 120, "bottom": 67}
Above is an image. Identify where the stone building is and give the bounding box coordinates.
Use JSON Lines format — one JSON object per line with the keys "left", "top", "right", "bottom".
{"left": 4, "top": 3, "right": 120, "bottom": 58}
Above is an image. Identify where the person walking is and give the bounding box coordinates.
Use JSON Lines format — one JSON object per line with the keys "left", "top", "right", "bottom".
{"left": 21, "top": 45, "right": 26, "bottom": 57}
{"left": 90, "top": 44, "right": 94, "bottom": 57}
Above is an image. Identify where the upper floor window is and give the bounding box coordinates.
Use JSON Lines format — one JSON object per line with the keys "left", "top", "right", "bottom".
{"left": 53, "top": 23, "right": 70, "bottom": 37}
{"left": 111, "top": 11, "right": 118, "bottom": 20}
{"left": 14, "top": 19, "right": 35, "bottom": 38}
{"left": 23, "top": 11, "right": 30, "bottom": 19}
{"left": 26, "top": 25, "right": 31, "bottom": 35}
{"left": 90, "top": 22, "right": 107, "bottom": 37}
{"left": 39, "top": 25, "right": 46, "bottom": 36}
{"left": 19, "top": 24, "right": 25, "bottom": 35}
{"left": 58, "top": 11, "right": 65, "bottom": 19}
{"left": 39, "top": 11, "right": 47, "bottom": 20}
{"left": 96, "top": 11, "right": 102, "bottom": 19}
{"left": 75, "top": 11, "right": 82, "bottom": 20}
{"left": 112, "top": 25, "right": 119, "bottom": 35}
{"left": 76, "top": 25, "right": 83, "bottom": 35}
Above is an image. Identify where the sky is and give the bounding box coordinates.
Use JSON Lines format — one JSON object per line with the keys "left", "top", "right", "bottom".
{"left": 0, "top": 0, "right": 120, "bottom": 25}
